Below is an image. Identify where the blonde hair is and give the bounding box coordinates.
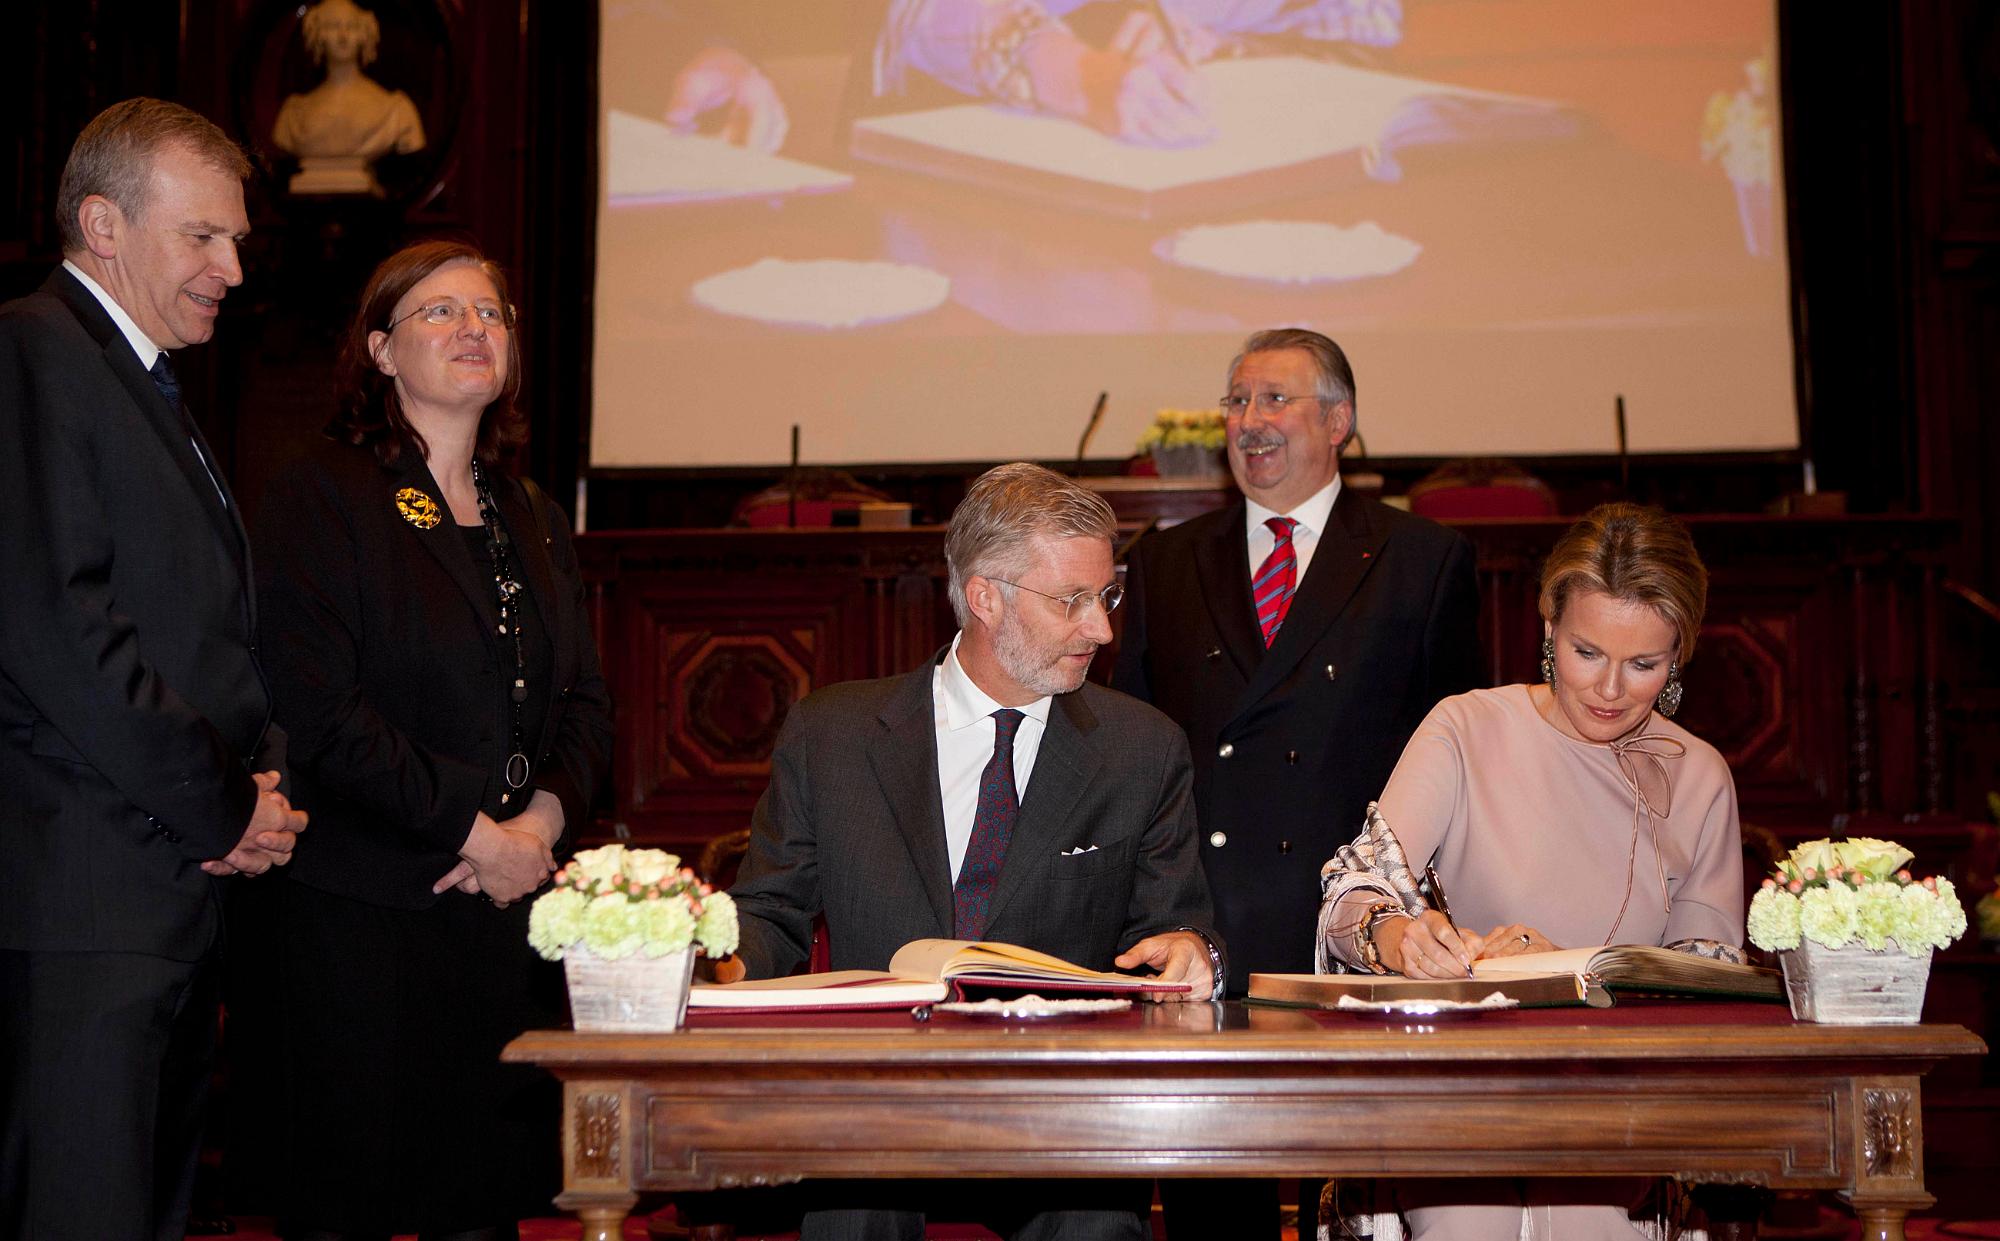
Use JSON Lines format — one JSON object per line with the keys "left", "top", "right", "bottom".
{"left": 945, "top": 463, "right": 1116, "bottom": 627}
{"left": 1538, "top": 503, "right": 1707, "bottom": 662}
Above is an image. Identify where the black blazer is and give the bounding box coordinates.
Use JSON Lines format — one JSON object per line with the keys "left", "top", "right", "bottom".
{"left": 730, "top": 653, "right": 1219, "bottom": 979}
{"left": 1113, "top": 486, "right": 1480, "bottom": 990}
{"left": 253, "top": 440, "right": 612, "bottom": 908}
{"left": 0, "top": 268, "right": 275, "bottom": 961}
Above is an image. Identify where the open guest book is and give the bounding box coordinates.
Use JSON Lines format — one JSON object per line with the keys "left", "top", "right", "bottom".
{"left": 1249, "top": 945, "right": 1784, "bottom": 1010}
{"left": 690, "top": 938, "right": 1191, "bottom": 1010}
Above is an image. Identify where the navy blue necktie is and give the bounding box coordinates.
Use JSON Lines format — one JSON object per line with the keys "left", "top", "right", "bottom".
{"left": 952, "top": 708, "right": 1025, "bottom": 940}
{"left": 150, "top": 353, "right": 227, "bottom": 506}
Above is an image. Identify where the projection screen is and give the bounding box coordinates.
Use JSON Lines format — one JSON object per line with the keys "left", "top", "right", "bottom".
{"left": 593, "top": 1, "right": 1794, "bottom": 468}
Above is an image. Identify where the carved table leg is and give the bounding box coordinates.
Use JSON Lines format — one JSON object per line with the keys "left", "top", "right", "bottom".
{"left": 558, "top": 1190, "right": 640, "bottom": 1241}
{"left": 562, "top": 1080, "right": 637, "bottom": 1241}
{"left": 1853, "top": 1206, "right": 1910, "bottom": 1241}
{"left": 1841, "top": 1079, "right": 1933, "bottom": 1241}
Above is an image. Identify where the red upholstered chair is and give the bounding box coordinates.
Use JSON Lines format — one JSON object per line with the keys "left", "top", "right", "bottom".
{"left": 1406, "top": 459, "right": 1557, "bottom": 520}
{"left": 696, "top": 828, "right": 831, "bottom": 974}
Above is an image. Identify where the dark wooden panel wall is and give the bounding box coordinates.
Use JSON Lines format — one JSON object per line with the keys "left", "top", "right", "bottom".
{"left": 4, "top": 0, "right": 1994, "bottom": 841}
{"left": 580, "top": 516, "right": 1961, "bottom": 852}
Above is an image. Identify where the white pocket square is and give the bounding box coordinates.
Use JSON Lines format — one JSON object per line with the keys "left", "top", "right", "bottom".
{"left": 1060, "top": 844, "right": 1100, "bottom": 857}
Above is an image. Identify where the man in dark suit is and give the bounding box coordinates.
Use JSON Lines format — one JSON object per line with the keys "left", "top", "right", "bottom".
{"left": 726, "top": 462, "right": 1220, "bottom": 1241}
{"left": 1115, "top": 328, "right": 1480, "bottom": 994}
{"left": 1115, "top": 329, "right": 1478, "bottom": 1238}
{"left": 0, "top": 99, "right": 308, "bottom": 1240}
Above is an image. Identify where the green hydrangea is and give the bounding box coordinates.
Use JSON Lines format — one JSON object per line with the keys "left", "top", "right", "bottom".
{"left": 1798, "top": 883, "right": 1858, "bottom": 949}
{"left": 581, "top": 892, "right": 648, "bottom": 960}
{"left": 638, "top": 897, "right": 696, "bottom": 957}
{"left": 1854, "top": 883, "right": 1902, "bottom": 951}
{"left": 527, "top": 887, "right": 589, "bottom": 961}
{"left": 1890, "top": 880, "right": 1967, "bottom": 955}
{"left": 697, "top": 890, "right": 740, "bottom": 957}
{"left": 1756, "top": 837, "right": 1967, "bottom": 956}
{"left": 1936, "top": 878, "right": 1968, "bottom": 941}
{"left": 1746, "top": 886, "right": 1801, "bottom": 950}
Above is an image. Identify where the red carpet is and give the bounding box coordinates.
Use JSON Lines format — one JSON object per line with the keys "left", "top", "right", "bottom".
{"left": 202, "top": 1212, "right": 2000, "bottom": 1241}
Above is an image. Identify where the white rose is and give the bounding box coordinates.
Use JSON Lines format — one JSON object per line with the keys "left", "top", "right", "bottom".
{"left": 1785, "top": 838, "right": 1837, "bottom": 879}
{"left": 623, "top": 849, "right": 675, "bottom": 888}
{"left": 1831, "top": 837, "right": 1914, "bottom": 880}
{"left": 571, "top": 844, "right": 627, "bottom": 890}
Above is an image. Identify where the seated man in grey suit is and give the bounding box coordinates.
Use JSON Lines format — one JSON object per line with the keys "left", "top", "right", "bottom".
{"left": 725, "top": 461, "right": 1222, "bottom": 1241}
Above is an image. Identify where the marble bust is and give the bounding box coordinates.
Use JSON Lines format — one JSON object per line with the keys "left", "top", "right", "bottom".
{"left": 273, "top": 0, "right": 426, "bottom": 196}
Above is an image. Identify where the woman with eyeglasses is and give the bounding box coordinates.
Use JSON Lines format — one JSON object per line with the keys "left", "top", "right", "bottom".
{"left": 250, "top": 239, "right": 611, "bottom": 1241}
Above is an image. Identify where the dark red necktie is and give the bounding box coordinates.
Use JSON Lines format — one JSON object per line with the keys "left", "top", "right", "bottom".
{"left": 952, "top": 708, "right": 1024, "bottom": 940}
{"left": 1253, "top": 516, "right": 1298, "bottom": 646}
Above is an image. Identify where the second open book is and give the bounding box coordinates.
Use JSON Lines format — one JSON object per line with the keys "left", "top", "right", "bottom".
{"left": 690, "top": 938, "right": 1191, "bottom": 1010}
{"left": 1249, "top": 945, "right": 1784, "bottom": 1009}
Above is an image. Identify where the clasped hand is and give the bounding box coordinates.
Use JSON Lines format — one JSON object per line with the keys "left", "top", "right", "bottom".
{"left": 201, "top": 770, "right": 307, "bottom": 876}
{"left": 1377, "top": 910, "right": 1556, "bottom": 980}
{"left": 434, "top": 793, "right": 564, "bottom": 907}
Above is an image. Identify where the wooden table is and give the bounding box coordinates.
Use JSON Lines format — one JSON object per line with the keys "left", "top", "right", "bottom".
{"left": 502, "top": 1002, "right": 1986, "bottom": 1241}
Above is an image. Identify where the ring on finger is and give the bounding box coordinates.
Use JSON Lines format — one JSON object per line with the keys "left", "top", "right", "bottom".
{"left": 1518, "top": 933, "right": 1531, "bottom": 947}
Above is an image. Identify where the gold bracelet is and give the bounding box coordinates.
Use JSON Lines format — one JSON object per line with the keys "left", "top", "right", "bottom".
{"left": 1357, "top": 901, "right": 1412, "bottom": 975}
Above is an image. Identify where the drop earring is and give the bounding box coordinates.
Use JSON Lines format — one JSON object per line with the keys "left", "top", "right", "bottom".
{"left": 1656, "top": 662, "right": 1684, "bottom": 717}
{"left": 1539, "top": 636, "right": 1555, "bottom": 686}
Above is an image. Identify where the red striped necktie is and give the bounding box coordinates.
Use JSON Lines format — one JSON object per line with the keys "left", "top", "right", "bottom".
{"left": 1252, "top": 516, "right": 1298, "bottom": 647}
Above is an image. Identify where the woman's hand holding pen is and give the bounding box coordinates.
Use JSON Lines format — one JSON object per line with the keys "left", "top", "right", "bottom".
{"left": 1376, "top": 910, "right": 1480, "bottom": 979}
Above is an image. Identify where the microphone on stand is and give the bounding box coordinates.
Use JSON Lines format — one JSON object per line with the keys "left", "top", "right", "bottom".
{"left": 1614, "top": 394, "right": 1629, "bottom": 495}
{"left": 788, "top": 423, "right": 800, "bottom": 527}
{"left": 1074, "top": 391, "right": 1108, "bottom": 476}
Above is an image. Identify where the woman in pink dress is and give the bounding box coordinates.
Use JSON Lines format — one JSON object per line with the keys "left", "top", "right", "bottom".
{"left": 1318, "top": 502, "right": 1745, "bottom": 1241}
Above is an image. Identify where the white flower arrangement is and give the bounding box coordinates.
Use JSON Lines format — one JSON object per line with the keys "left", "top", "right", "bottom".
{"left": 527, "top": 844, "right": 739, "bottom": 962}
{"left": 1136, "top": 408, "right": 1227, "bottom": 453}
{"left": 1747, "top": 837, "right": 1967, "bottom": 957}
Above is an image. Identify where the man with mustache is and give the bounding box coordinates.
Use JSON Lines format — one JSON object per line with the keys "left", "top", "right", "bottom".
{"left": 1115, "top": 328, "right": 1477, "bottom": 1234}
{"left": 1116, "top": 327, "right": 1477, "bottom": 989}
{"left": 725, "top": 461, "right": 1219, "bottom": 1241}
{"left": 0, "top": 99, "right": 306, "bottom": 1239}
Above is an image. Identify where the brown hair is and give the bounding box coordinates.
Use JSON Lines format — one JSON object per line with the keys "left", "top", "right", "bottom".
{"left": 328, "top": 239, "right": 526, "bottom": 465}
{"left": 1229, "top": 327, "right": 1358, "bottom": 449}
{"left": 1538, "top": 502, "right": 1708, "bottom": 663}
{"left": 57, "top": 98, "right": 250, "bottom": 254}
{"left": 945, "top": 463, "right": 1116, "bottom": 627}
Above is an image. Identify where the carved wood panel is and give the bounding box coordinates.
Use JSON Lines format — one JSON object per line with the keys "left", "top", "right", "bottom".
{"left": 582, "top": 530, "right": 953, "bottom": 846}
{"left": 580, "top": 517, "right": 1956, "bottom": 849}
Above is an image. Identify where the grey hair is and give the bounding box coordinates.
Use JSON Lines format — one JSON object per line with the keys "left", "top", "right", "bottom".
{"left": 945, "top": 462, "right": 1117, "bottom": 627}
{"left": 1227, "top": 327, "right": 1359, "bottom": 450}
{"left": 57, "top": 99, "right": 250, "bottom": 254}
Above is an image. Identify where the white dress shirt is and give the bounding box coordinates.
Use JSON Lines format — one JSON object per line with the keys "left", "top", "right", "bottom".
{"left": 1244, "top": 475, "right": 1342, "bottom": 583}
{"left": 933, "top": 632, "right": 1051, "bottom": 884}
{"left": 64, "top": 260, "right": 230, "bottom": 508}
{"left": 64, "top": 259, "right": 162, "bottom": 370}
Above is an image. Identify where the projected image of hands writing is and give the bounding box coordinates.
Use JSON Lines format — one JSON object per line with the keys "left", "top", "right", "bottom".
{"left": 596, "top": 1, "right": 1791, "bottom": 468}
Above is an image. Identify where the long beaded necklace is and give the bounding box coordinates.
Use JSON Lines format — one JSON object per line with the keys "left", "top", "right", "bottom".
{"left": 471, "top": 459, "right": 531, "bottom": 801}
